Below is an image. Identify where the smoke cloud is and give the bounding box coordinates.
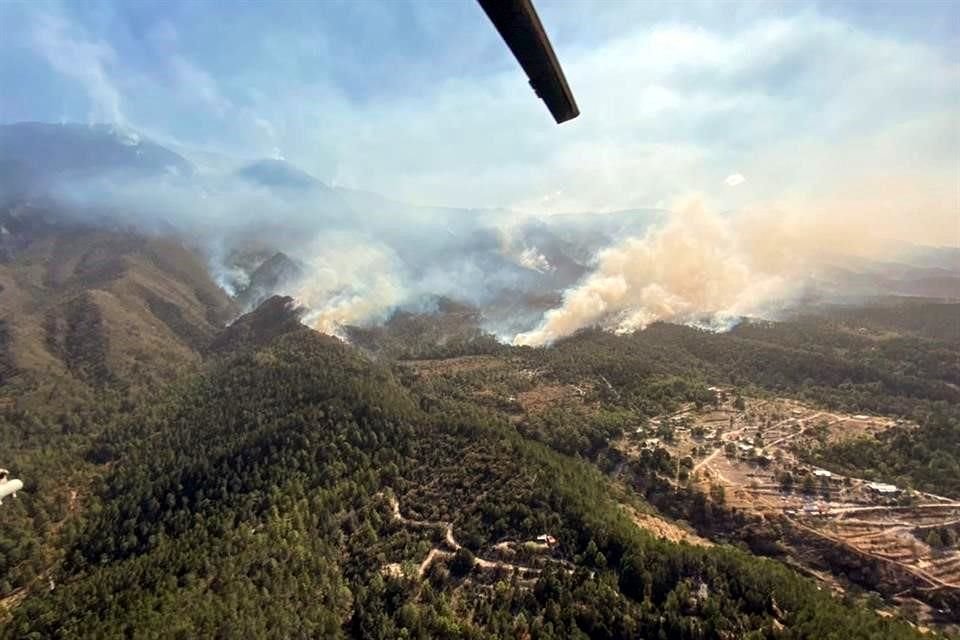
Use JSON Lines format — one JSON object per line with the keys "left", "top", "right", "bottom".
{"left": 293, "top": 236, "right": 406, "bottom": 337}
{"left": 514, "top": 198, "right": 787, "bottom": 345}
{"left": 515, "top": 194, "right": 960, "bottom": 346}
{"left": 22, "top": 163, "right": 613, "bottom": 335}
{"left": 4, "top": 128, "right": 955, "bottom": 344}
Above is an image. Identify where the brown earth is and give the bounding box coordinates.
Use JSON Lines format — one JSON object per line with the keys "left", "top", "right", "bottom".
{"left": 0, "top": 223, "right": 236, "bottom": 407}
{"left": 620, "top": 503, "right": 712, "bottom": 547}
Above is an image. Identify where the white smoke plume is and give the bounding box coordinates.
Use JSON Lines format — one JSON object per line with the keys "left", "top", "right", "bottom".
{"left": 518, "top": 247, "right": 554, "bottom": 274}
{"left": 292, "top": 237, "right": 406, "bottom": 337}
{"left": 25, "top": 164, "right": 599, "bottom": 336}
{"left": 513, "top": 194, "right": 956, "bottom": 347}
{"left": 9, "top": 133, "right": 955, "bottom": 344}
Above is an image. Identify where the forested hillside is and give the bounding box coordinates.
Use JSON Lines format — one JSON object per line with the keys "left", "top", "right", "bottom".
{"left": 524, "top": 318, "right": 959, "bottom": 416}
{"left": 0, "top": 207, "right": 237, "bottom": 411}
{"left": 1, "top": 322, "right": 932, "bottom": 639}
{"left": 517, "top": 315, "right": 960, "bottom": 501}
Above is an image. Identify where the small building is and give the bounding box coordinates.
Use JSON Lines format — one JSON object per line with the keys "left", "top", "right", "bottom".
{"left": 854, "top": 414, "right": 870, "bottom": 421}
{"left": 536, "top": 534, "right": 558, "bottom": 547}
{"left": 813, "top": 469, "right": 832, "bottom": 478}
{"left": 866, "top": 482, "right": 899, "bottom": 495}
{"left": 738, "top": 443, "right": 753, "bottom": 453}
{"left": 643, "top": 437, "right": 660, "bottom": 448}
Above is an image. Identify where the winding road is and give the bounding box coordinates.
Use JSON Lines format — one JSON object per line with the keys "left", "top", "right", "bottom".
{"left": 379, "top": 492, "right": 566, "bottom": 579}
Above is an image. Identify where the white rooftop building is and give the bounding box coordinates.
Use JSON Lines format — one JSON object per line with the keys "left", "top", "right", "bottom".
{"left": 866, "top": 482, "right": 899, "bottom": 494}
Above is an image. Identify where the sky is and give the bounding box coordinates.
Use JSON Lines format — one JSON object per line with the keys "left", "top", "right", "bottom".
{"left": 0, "top": 0, "right": 957, "bottom": 236}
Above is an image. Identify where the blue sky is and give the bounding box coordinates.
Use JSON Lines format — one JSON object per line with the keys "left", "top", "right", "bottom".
{"left": 1, "top": 0, "right": 957, "bottom": 241}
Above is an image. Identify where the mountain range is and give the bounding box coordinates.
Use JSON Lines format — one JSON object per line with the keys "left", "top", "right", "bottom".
{"left": 0, "top": 121, "right": 959, "bottom": 637}
{"left": 1, "top": 121, "right": 957, "bottom": 398}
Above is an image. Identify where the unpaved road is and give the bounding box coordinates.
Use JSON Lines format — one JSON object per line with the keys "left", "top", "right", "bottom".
{"left": 694, "top": 411, "right": 831, "bottom": 475}
{"left": 380, "top": 492, "right": 561, "bottom": 578}
{"left": 790, "top": 519, "right": 960, "bottom": 591}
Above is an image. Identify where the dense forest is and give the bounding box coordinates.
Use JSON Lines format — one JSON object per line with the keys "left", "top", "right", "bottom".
{"left": 0, "top": 315, "right": 937, "bottom": 639}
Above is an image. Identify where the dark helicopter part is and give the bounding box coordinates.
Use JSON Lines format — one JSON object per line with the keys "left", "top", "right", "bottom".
{"left": 477, "top": 0, "right": 580, "bottom": 124}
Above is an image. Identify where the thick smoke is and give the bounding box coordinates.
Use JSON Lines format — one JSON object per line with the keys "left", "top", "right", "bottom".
{"left": 293, "top": 236, "right": 406, "bottom": 337}
{"left": 28, "top": 165, "right": 607, "bottom": 335}
{"left": 10, "top": 130, "right": 955, "bottom": 344}
{"left": 514, "top": 199, "right": 792, "bottom": 345}
{"left": 514, "top": 195, "right": 960, "bottom": 346}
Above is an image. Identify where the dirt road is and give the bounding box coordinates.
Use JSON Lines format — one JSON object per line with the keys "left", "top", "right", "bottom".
{"left": 379, "top": 492, "right": 557, "bottom": 579}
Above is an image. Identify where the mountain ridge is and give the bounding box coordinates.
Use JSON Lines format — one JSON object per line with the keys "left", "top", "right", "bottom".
{"left": 0, "top": 123, "right": 195, "bottom": 195}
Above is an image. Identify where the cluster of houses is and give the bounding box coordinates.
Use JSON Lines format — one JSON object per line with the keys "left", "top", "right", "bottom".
{"left": 804, "top": 469, "right": 900, "bottom": 496}
{"left": 783, "top": 481, "right": 901, "bottom": 517}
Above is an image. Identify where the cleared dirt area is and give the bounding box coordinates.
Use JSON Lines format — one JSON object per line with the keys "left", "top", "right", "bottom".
{"left": 516, "top": 383, "right": 588, "bottom": 415}
{"left": 622, "top": 391, "right": 960, "bottom": 619}
{"left": 402, "top": 354, "right": 598, "bottom": 420}
{"left": 824, "top": 415, "right": 900, "bottom": 444}
{"left": 810, "top": 506, "right": 960, "bottom": 589}
{"left": 620, "top": 503, "right": 712, "bottom": 547}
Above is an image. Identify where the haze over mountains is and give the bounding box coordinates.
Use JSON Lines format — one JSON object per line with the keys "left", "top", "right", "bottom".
{"left": 1, "top": 121, "right": 957, "bottom": 354}
{"left": 1, "top": 127, "right": 958, "bottom": 639}
{"left": 3, "top": 0, "right": 959, "bottom": 633}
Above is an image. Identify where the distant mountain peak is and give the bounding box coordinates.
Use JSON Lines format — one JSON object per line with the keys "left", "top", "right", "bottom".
{"left": 234, "top": 158, "right": 326, "bottom": 190}
{"left": 235, "top": 251, "right": 306, "bottom": 311}
{"left": 0, "top": 122, "right": 195, "bottom": 196}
